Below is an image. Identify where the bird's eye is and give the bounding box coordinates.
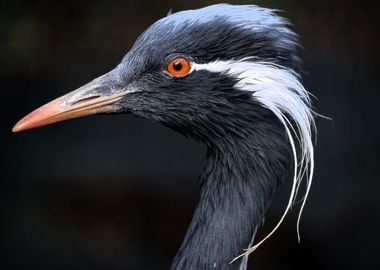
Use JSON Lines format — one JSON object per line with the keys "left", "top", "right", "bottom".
{"left": 166, "top": 57, "right": 191, "bottom": 77}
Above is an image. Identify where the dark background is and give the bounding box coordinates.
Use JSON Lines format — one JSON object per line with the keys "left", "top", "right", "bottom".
{"left": 1, "top": 0, "right": 378, "bottom": 269}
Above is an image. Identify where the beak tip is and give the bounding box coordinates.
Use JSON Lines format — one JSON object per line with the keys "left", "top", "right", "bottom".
{"left": 11, "top": 100, "right": 61, "bottom": 133}
{"left": 11, "top": 73, "right": 125, "bottom": 133}
{"left": 12, "top": 121, "right": 27, "bottom": 133}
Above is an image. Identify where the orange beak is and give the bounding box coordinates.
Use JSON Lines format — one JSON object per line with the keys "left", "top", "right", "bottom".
{"left": 12, "top": 73, "right": 128, "bottom": 133}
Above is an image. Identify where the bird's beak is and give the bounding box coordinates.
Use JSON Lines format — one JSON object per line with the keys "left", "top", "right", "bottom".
{"left": 12, "top": 72, "right": 129, "bottom": 132}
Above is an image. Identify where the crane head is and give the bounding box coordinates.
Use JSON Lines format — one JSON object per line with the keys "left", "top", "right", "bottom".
{"left": 12, "top": 4, "right": 316, "bottom": 257}
{"left": 13, "top": 4, "right": 306, "bottom": 138}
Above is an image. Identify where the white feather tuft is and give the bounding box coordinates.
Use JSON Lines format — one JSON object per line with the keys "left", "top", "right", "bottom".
{"left": 194, "top": 59, "right": 316, "bottom": 261}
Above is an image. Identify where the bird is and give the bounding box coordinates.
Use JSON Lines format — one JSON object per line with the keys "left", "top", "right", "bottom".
{"left": 13, "top": 4, "right": 316, "bottom": 270}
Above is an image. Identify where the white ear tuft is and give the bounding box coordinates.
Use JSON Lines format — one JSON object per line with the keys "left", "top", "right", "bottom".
{"left": 194, "top": 59, "right": 316, "bottom": 260}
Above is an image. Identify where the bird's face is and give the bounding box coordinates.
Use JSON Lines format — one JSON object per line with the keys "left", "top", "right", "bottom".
{"left": 13, "top": 4, "right": 302, "bottom": 142}
{"left": 12, "top": 6, "right": 316, "bottom": 250}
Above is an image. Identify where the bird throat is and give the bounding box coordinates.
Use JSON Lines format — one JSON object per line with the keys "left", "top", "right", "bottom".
{"left": 170, "top": 124, "right": 292, "bottom": 270}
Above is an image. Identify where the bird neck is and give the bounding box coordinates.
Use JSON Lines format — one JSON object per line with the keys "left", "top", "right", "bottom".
{"left": 171, "top": 125, "right": 291, "bottom": 270}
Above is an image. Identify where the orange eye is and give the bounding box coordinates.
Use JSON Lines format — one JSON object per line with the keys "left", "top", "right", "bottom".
{"left": 167, "top": 57, "right": 191, "bottom": 77}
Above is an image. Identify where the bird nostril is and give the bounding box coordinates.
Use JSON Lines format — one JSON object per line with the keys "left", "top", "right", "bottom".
{"left": 71, "top": 95, "right": 101, "bottom": 106}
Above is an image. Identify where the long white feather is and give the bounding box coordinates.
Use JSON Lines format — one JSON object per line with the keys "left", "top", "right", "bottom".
{"left": 193, "top": 59, "right": 315, "bottom": 261}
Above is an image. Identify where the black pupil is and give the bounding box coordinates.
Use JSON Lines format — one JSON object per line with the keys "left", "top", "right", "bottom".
{"left": 173, "top": 61, "right": 183, "bottom": 71}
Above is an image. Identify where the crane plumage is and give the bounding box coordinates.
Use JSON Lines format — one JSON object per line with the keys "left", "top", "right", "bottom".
{"left": 13, "top": 4, "right": 316, "bottom": 270}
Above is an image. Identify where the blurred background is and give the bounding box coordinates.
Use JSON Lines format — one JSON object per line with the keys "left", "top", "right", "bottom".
{"left": 0, "top": 0, "right": 378, "bottom": 269}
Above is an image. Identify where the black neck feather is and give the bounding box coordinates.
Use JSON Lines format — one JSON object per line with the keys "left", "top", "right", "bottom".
{"left": 170, "top": 114, "right": 292, "bottom": 270}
